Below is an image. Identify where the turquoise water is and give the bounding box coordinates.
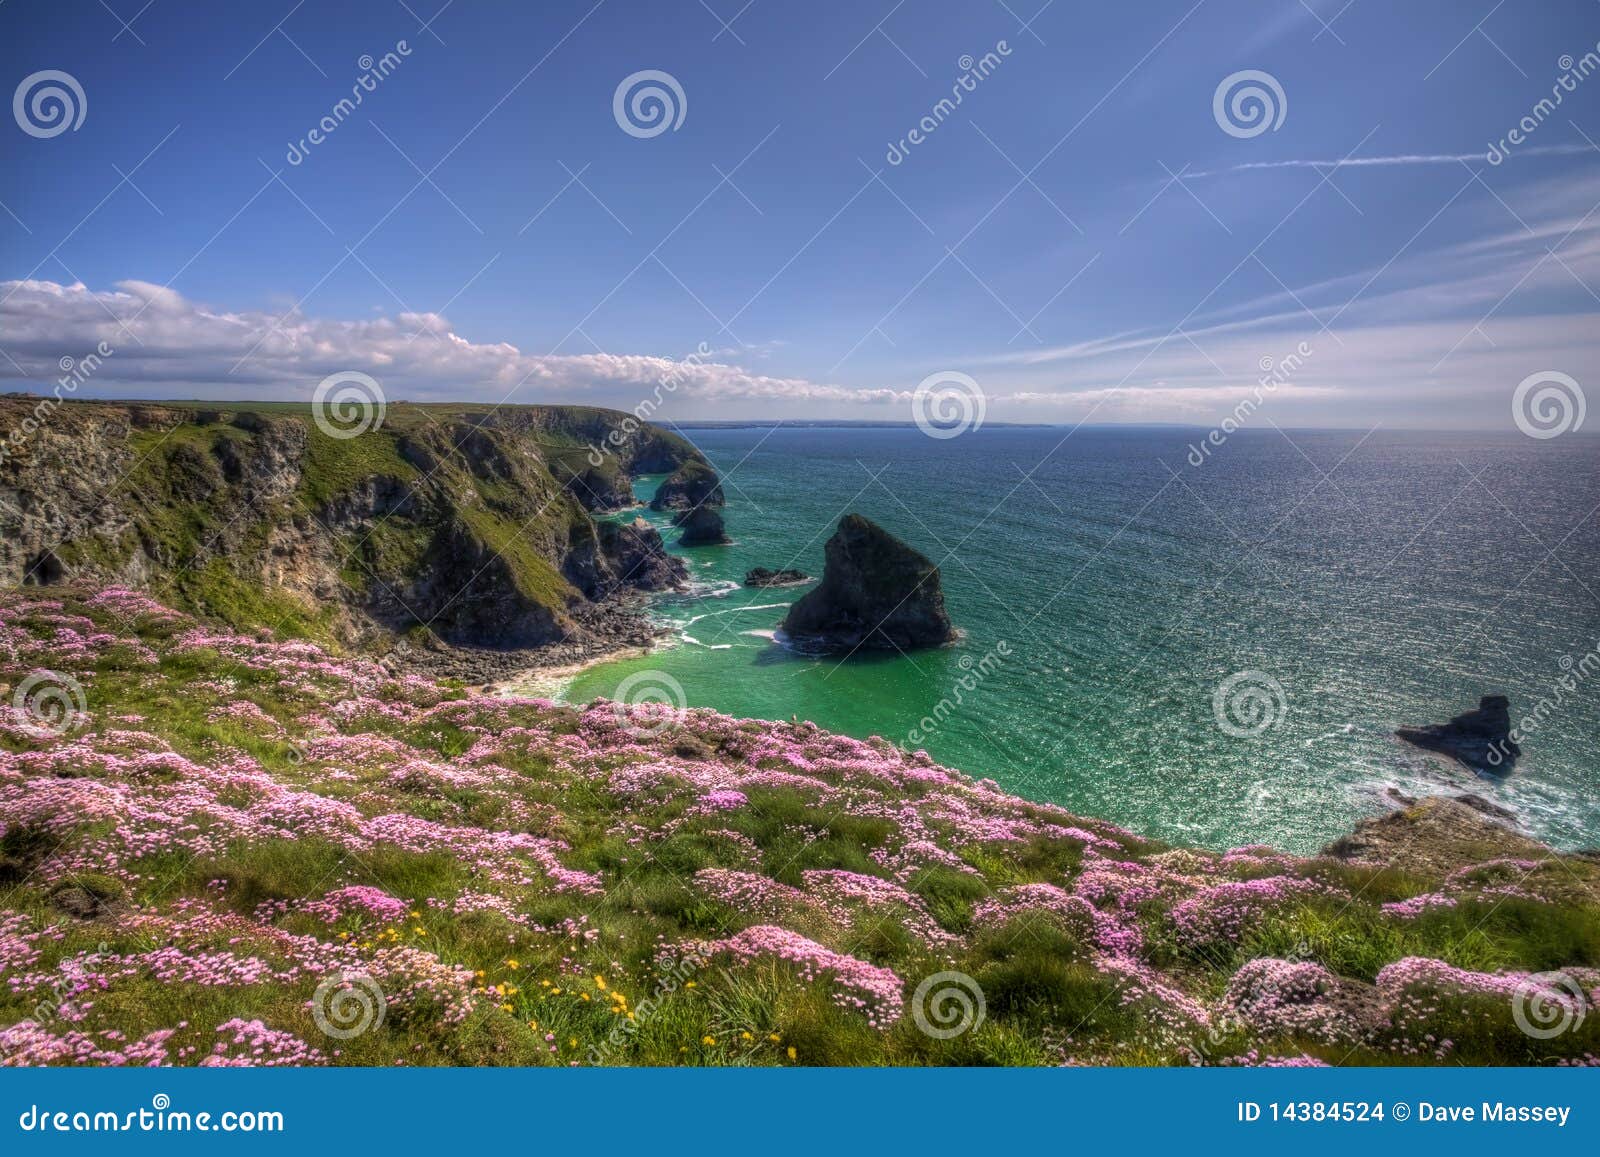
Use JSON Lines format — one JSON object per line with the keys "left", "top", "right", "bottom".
{"left": 564, "top": 427, "right": 1600, "bottom": 854}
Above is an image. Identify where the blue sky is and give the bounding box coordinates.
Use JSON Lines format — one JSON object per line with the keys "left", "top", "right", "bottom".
{"left": 2, "top": 0, "right": 1598, "bottom": 428}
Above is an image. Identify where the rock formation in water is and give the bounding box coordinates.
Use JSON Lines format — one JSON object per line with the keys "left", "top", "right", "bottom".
{"left": 673, "top": 505, "right": 731, "bottom": 546}
{"left": 594, "top": 519, "right": 688, "bottom": 591}
{"left": 1396, "top": 695, "right": 1520, "bottom": 776}
{"left": 779, "top": 514, "right": 953, "bottom": 652}
{"left": 649, "top": 459, "right": 723, "bottom": 512}
{"left": 745, "top": 567, "right": 810, "bottom": 587}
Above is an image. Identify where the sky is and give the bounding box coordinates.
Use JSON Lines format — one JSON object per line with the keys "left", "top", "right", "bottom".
{"left": 1, "top": 0, "right": 1598, "bottom": 429}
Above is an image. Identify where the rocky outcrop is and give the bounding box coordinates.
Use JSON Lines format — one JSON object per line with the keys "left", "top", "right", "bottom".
{"left": 649, "top": 459, "right": 723, "bottom": 512}
{"left": 1396, "top": 695, "right": 1519, "bottom": 776}
{"left": 0, "top": 399, "right": 715, "bottom": 664}
{"left": 674, "top": 505, "right": 730, "bottom": 546}
{"left": 1323, "top": 792, "right": 1548, "bottom": 877}
{"left": 595, "top": 519, "right": 687, "bottom": 590}
{"left": 779, "top": 514, "right": 953, "bottom": 652}
{"left": 745, "top": 567, "right": 810, "bottom": 587}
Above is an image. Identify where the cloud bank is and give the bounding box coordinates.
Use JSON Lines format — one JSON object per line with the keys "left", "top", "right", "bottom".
{"left": 0, "top": 278, "right": 901, "bottom": 410}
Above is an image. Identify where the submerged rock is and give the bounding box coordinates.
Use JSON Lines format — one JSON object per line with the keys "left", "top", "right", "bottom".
{"left": 745, "top": 567, "right": 810, "bottom": 588}
{"left": 1396, "top": 695, "right": 1520, "bottom": 776}
{"left": 780, "top": 514, "right": 953, "bottom": 652}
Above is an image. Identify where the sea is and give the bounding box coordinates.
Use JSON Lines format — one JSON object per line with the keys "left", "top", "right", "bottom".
{"left": 553, "top": 425, "right": 1600, "bottom": 854}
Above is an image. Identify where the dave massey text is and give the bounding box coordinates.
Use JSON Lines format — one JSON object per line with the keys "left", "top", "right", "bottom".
{"left": 1419, "top": 1103, "right": 1571, "bottom": 1126}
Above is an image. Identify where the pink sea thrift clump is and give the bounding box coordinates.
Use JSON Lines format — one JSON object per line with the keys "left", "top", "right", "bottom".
{"left": 1168, "top": 876, "right": 1329, "bottom": 950}
{"left": 693, "top": 926, "right": 905, "bottom": 1028}
{"left": 1221, "top": 958, "right": 1361, "bottom": 1045}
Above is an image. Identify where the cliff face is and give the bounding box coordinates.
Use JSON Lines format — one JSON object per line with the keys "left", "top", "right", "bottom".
{"left": 0, "top": 400, "right": 711, "bottom": 659}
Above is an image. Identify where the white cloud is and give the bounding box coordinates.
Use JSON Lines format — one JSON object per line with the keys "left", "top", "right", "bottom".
{"left": 0, "top": 278, "right": 901, "bottom": 410}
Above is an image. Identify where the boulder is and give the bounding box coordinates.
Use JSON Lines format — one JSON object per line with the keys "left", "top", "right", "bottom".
{"left": 1396, "top": 695, "right": 1519, "bottom": 776}
{"left": 779, "top": 514, "right": 953, "bottom": 652}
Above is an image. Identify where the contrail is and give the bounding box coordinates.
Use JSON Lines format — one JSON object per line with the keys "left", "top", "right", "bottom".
{"left": 1188, "top": 143, "right": 1593, "bottom": 178}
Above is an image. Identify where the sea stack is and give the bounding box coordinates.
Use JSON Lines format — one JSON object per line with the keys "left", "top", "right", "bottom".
{"left": 649, "top": 460, "right": 724, "bottom": 512}
{"left": 780, "top": 514, "right": 954, "bottom": 652}
{"left": 1396, "top": 695, "right": 1520, "bottom": 776}
{"left": 674, "top": 504, "right": 731, "bottom": 546}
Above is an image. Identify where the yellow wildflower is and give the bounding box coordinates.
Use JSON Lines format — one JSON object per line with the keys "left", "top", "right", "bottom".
{"left": 702, "top": 1036, "right": 716, "bottom": 1046}
{"left": 768, "top": 1033, "right": 781, "bottom": 1043}
{"left": 594, "top": 975, "right": 607, "bottom": 989}
{"left": 787, "top": 1047, "right": 796, "bottom": 1060}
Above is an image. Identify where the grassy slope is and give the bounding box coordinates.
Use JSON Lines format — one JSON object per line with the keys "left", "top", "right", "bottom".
{"left": 2, "top": 589, "right": 1598, "bottom": 1067}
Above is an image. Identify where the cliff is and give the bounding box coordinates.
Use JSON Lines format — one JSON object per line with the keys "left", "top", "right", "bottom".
{"left": 0, "top": 400, "right": 712, "bottom": 668}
